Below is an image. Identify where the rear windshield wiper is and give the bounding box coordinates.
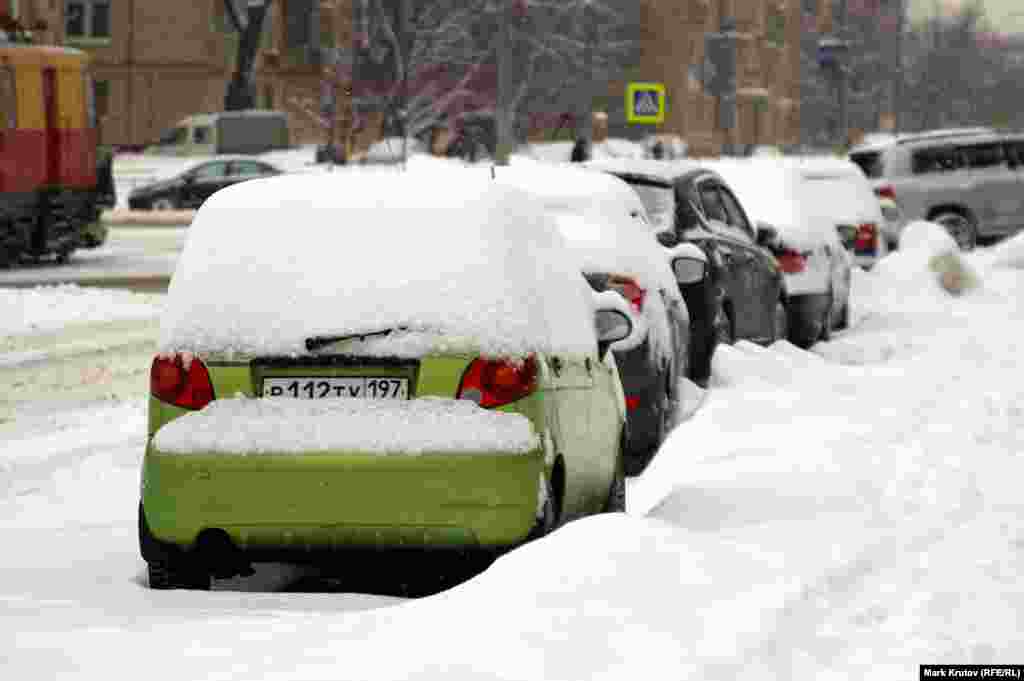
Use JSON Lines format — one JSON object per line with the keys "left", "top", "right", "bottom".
{"left": 305, "top": 327, "right": 408, "bottom": 352}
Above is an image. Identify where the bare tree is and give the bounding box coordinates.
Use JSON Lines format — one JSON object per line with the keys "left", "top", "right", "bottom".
{"left": 224, "top": 0, "right": 275, "bottom": 111}
{"left": 353, "top": 0, "right": 638, "bottom": 159}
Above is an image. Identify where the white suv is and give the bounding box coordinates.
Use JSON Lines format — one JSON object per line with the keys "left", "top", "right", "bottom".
{"left": 849, "top": 128, "right": 1024, "bottom": 250}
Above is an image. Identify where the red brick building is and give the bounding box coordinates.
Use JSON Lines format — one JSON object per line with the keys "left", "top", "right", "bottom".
{"left": 7, "top": 0, "right": 830, "bottom": 155}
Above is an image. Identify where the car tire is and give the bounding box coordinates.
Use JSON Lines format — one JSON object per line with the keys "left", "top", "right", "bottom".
{"left": 772, "top": 301, "right": 788, "bottom": 344}
{"left": 713, "top": 306, "right": 734, "bottom": 347}
{"left": 527, "top": 475, "right": 557, "bottom": 541}
{"left": 932, "top": 212, "right": 977, "bottom": 252}
{"left": 152, "top": 198, "right": 177, "bottom": 211}
{"left": 147, "top": 561, "right": 211, "bottom": 590}
{"left": 603, "top": 457, "right": 626, "bottom": 513}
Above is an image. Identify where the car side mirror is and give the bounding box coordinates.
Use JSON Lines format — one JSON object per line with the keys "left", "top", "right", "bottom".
{"left": 756, "top": 222, "right": 778, "bottom": 248}
{"left": 595, "top": 308, "right": 633, "bottom": 361}
{"left": 656, "top": 229, "right": 679, "bottom": 248}
{"left": 671, "top": 257, "right": 706, "bottom": 285}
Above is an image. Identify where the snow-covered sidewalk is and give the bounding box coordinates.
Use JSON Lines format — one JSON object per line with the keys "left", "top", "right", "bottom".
{"left": 2, "top": 230, "right": 1023, "bottom": 680}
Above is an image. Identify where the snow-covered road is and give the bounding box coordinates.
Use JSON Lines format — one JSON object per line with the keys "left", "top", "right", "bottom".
{"left": 2, "top": 230, "right": 1023, "bottom": 679}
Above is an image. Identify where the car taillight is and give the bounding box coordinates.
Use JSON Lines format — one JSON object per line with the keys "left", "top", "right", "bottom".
{"left": 776, "top": 248, "right": 808, "bottom": 274}
{"left": 624, "top": 395, "right": 641, "bottom": 411}
{"left": 855, "top": 223, "right": 878, "bottom": 254}
{"left": 874, "top": 185, "right": 896, "bottom": 201}
{"left": 607, "top": 275, "right": 646, "bottom": 313}
{"left": 457, "top": 356, "right": 538, "bottom": 409}
{"left": 150, "top": 353, "right": 215, "bottom": 410}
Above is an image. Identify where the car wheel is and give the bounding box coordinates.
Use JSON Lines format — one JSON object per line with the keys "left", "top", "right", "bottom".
{"left": 933, "top": 212, "right": 977, "bottom": 251}
{"left": 147, "top": 561, "right": 211, "bottom": 590}
{"left": 772, "top": 301, "right": 788, "bottom": 343}
{"left": 152, "top": 198, "right": 177, "bottom": 211}
{"left": 819, "top": 291, "right": 834, "bottom": 342}
{"left": 603, "top": 456, "right": 626, "bottom": 513}
{"left": 714, "top": 306, "right": 734, "bottom": 346}
{"left": 527, "top": 475, "right": 557, "bottom": 540}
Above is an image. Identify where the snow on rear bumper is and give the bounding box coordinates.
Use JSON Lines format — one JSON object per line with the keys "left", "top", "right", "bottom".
{"left": 143, "top": 397, "right": 543, "bottom": 549}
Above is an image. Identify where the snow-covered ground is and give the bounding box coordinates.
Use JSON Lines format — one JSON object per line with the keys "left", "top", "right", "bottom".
{"left": 2, "top": 230, "right": 1024, "bottom": 679}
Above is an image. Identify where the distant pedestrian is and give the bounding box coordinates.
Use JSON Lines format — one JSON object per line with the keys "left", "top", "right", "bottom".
{"left": 570, "top": 137, "right": 591, "bottom": 163}
{"left": 651, "top": 140, "right": 665, "bottom": 160}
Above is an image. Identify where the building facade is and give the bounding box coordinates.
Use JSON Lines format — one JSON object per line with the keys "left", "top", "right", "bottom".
{"left": 6, "top": 0, "right": 828, "bottom": 155}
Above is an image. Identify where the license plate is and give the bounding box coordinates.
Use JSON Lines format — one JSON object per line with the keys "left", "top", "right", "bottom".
{"left": 262, "top": 377, "right": 409, "bottom": 400}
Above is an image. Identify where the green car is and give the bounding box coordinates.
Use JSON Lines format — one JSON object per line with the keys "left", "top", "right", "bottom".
{"left": 139, "top": 169, "right": 638, "bottom": 589}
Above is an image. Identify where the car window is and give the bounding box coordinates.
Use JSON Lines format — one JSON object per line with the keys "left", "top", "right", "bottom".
{"left": 717, "top": 186, "right": 754, "bottom": 238}
{"left": 849, "top": 151, "right": 884, "bottom": 178}
{"left": 622, "top": 180, "right": 675, "bottom": 233}
{"left": 158, "top": 126, "right": 187, "bottom": 146}
{"left": 961, "top": 143, "right": 1006, "bottom": 169}
{"left": 192, "top": 126, "right": 212, "bottom": 145}
{"left": 698, "top": 183, "right": 727, "bottom": 223}
{"left": 231, "top": 161, "right": 271, "bottom": 178}
{"left": 191, "top": 162, "right": 230, "bottom": 180}
{"left": 912, "top": 146, "right": 964, "bottom": 174}
{"left": 1005, "top": 141, "right": 1024, "bottom": 167}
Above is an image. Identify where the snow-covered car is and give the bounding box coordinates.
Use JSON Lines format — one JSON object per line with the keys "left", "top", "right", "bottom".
{"left": 139, "top": 170, "right": 638, "bottom": 589}
{"left": 126, "top": 157, "right": 282, "bottom": 210}
{"left": 587, "top": 160, "right": 789, "bottom": 385}
{"left": 497, "top": 162, "right": 690, "bottom": 471}
{"left": 705, "top": 157, "right": 856, "bottom": 347}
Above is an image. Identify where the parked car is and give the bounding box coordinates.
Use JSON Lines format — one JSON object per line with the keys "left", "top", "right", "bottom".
{"left": 849, "top": 128, "right": 1024, "bottom": 251}
{"left": 706, "top": 158, "right": 855, "bottom": 347}
{"left": 497, "top": 162, "right": 690, "bottom": 471}
{"left": 146, "top": 110, "right": 290, "bottom": 157}
{"left": 127, "top": 158, "right": 282, "bottom": 210}
{"left": 140, "top": 170, "right": 636, "bottom": 589}
{"left": 588, "top": 160, "right": 788, "bottom": 385}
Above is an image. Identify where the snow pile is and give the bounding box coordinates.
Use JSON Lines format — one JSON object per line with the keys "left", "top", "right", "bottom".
{"left": 159, "top": 171, "right": 600, "bottom": 358}
{"left": 872, "top": 221, "right": 979, "bottom": 298}
{"left": 152, "top": 396, "right": 539, "bottom": 456}
{"left": 0, "top": 284, "right": 162, "bottom": 336}
{"left": 985, "top": 230, "right": 1024, "bottom": 270}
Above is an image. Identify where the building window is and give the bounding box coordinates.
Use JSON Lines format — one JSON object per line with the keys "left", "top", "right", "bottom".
{"left": 93, "top": 79, "right": 110, "bottom": 119}
{"left": 65, "top": 1, "right": 111, "bottom": 39}
{"left": 767, "top": 9, "right": 786, "bottom": 47}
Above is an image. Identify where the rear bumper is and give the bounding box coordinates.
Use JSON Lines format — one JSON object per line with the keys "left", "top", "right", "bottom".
{"left": 613, "top": 338, "right": 665, "bottom": 455}
{"left": 141, "top": 445, "right": 543, "bottom": 552}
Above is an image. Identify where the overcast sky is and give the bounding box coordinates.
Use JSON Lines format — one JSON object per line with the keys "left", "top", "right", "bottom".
{"left": 908, "top": 0, "right": 1024, "bottom": 32}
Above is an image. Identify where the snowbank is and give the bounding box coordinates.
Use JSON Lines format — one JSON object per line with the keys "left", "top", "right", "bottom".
{"left": 873, "top": 221, "right": 979, "bottom": 297}
{"left": 986, "top": 230, "right": 1024, "bottom": 270}
{"left": 159, "top": 171, "right": 600, "bottom": 359}
{"left": 152, "top": 396, "right": 539, "bottom": 456}
{"left": 0, "top": 284, "right": 162, "bottom": 336}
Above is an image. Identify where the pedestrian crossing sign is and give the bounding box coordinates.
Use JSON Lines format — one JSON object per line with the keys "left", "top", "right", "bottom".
{"left": 627, "top": 83, "right": 666, "bottom": 124}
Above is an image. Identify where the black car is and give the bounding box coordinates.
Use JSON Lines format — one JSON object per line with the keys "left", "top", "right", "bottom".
{"left": 127, "top": 158, "right": 281, "bottom": 210}
{"left": 589, "top": 161, "right": 789, "bottom": 385}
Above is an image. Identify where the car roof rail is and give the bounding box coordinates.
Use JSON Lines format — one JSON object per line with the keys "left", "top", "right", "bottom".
{"left": 894, "top": 127, "right": 996, "bottom": 145}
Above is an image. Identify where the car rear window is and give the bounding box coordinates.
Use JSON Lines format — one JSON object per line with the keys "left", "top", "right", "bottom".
{"left": 849, "top": 151, "right": 884, "bottom": 179}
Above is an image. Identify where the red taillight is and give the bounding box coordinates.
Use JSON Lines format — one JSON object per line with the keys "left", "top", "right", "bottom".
{"left": 874, "top": 185, "right": 896, "bottom": 201}
{"left": 608, "top": 275, "right": 646, "bottom": 313}
{"left": 624, "top": 395, "right": 641, "bottom": 411}
{"left": 150, "top": 353, "right": 215, "bottom": 410}
{"left": 457, "top": 356, "right": 538, "bottom": 408}
{"left": 855, "top": 223, "right": 878, "bottom": 254}
{"left": 776, "top": 248, "right": 808, "bottom": 274}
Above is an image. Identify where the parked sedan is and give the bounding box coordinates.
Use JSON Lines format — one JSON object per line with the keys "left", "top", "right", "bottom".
{"left": 127, "top": 158, "right": 281, "bottom": 210}
{"left": 589, "top": 160, "right": 788, "bottom": 385}
{"left": 706, "top": 158, "right": 855, "bottom": 347}
{"left": 497, "top": 163, "right": 690, "bottom": 471}
{"left": 140, "top": 170, "right": 635, "bottom": 589}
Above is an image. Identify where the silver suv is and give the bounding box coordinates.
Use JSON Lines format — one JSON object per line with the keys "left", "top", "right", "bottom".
{"left": 849, "top": 128, "right": 1024, "bottom": 250}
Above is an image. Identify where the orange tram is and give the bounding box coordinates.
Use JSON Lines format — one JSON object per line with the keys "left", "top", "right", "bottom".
{"left": 0, "top": 39, "right": 113, "bottom": 266}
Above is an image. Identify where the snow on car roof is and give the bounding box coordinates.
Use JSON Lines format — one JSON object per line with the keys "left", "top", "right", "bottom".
{"left": 496, "top": 162, "right": 680, "bottom": 298}
{"left": 703, "top": 158, "right": 883, "bottom": 250}
{"left": 158, "top": 170, "right": 600, "bottom": 358}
